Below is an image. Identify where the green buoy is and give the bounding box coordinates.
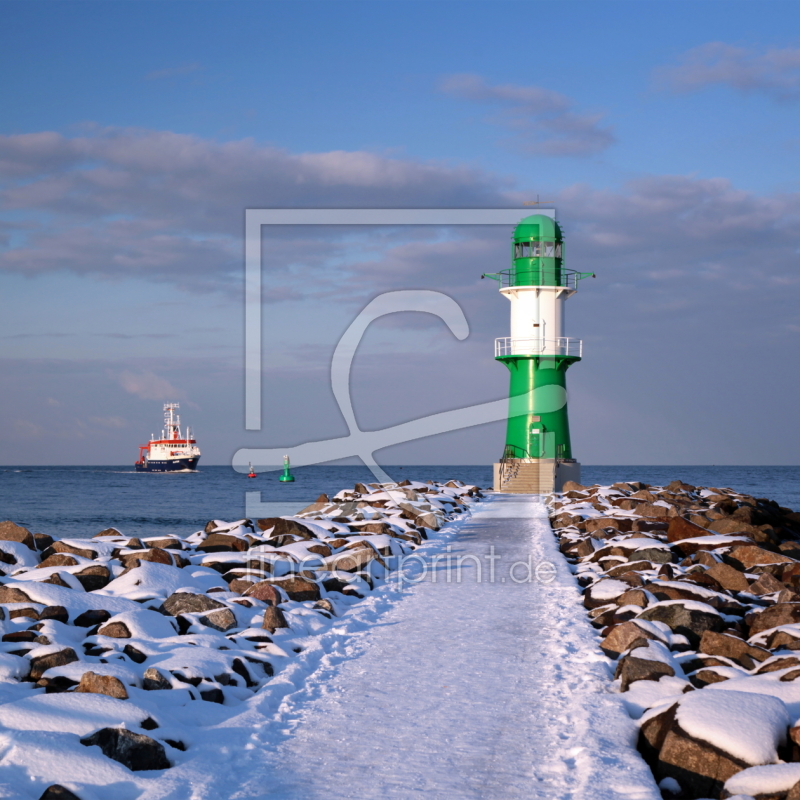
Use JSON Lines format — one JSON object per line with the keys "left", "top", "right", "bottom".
{"left": 279, "top": 454, "right": 295, "bottom": 483}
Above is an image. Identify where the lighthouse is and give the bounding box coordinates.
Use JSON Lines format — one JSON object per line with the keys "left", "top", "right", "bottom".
{"left": 483, "top": 212, "right": 594, "bottom": 493}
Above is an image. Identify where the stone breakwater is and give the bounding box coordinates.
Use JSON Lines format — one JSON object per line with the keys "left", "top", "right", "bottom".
{"left": 549, "top": 479, "right": 800, "bottom": 800}
{"left": 0, "top": 479, "right": 481, "bottom": 798}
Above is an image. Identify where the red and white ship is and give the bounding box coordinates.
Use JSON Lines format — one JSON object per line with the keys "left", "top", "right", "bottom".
{"left": 135, "top": 403, "right": 200, "bottom": 472}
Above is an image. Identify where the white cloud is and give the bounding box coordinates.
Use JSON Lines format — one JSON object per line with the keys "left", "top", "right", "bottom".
{"left": 117, "top": 370, "right": 182, "bottom": 401}
{"left": 439, "top": 73, "right": 615, "bottom": 156}
{"left": 655, "top": 42, "right": 800, "bottom": 100}
{"left": 88, "top": 415, "right": 128, "bottom": 428}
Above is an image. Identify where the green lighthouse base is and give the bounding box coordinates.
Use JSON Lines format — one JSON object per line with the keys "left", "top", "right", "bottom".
{"left": 493, "top": 459, "right": 581, "bottom": 494}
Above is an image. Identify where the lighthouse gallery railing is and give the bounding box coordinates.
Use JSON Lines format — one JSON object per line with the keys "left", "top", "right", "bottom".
{"left": 495, "top": 337, "right": 583, "bottom": 358}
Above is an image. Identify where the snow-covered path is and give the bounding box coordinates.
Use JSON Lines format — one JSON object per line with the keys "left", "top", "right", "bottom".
{"left": 232, "top": 495, "right": 660, "bottom": 800}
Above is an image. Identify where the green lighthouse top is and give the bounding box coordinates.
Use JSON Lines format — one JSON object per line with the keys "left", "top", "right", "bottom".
{"left": 481, "top": 211, "right": 594, "bottom": 289}
{"left": 513, "top": 214, "right": 563, "bottom": 246}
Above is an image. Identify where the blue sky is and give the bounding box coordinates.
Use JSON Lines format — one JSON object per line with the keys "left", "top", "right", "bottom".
{"left": 1, "top": 0, "right": 799, "bottom": 465}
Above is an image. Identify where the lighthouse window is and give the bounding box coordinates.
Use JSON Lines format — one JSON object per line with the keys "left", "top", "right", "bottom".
{"left": 555, "top": 243, "right": 562, "bottom": 257}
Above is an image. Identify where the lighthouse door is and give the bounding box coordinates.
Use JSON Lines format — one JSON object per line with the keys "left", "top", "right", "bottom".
{"left": 529, "top": 426, "right": 543, "bottom": 458}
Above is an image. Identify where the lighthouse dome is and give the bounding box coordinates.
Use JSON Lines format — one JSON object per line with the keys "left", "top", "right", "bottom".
{"left": 513, "top": 214, "right": 563, "bottom": 243}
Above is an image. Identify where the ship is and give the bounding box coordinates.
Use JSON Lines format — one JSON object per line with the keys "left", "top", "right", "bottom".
{"left": 134, "top": 403, "right": 200, "bottom": 472}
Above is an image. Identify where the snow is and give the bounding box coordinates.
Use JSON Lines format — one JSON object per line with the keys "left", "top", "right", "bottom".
{"left": 724, "top": 763, "right": 800, "bottom": 796}
{"left": 0, "top": 488, "right": 665, "bottom": 799}
{"left": 706, "top": 673, "right": 800, "bottom": 718}
{"left": 674, "top": 689, "right": 789, "bottom": 764}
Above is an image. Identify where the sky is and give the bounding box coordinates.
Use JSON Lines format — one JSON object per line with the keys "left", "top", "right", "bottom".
{"left": 1, "top": 0, "right": 799, "bottom": 467}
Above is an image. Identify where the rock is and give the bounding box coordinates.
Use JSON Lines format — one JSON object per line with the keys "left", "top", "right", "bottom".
{"left": 637, "top": 601, "right": 722, "bottom": 646}
{"left": 615, "top": 588, "right": 650, "bottom": 608}
{"left": 97, "top": 621, "right": 131, "bottom": 638}
{"left": 0, "top": 520, "right": 36, "bottom": 550}
{"left": 80, "top": 727, "right": 170, "bottom": 771}
{"left": 631, "top": 547, "right": 673, "bottom": 565}
{"left": 699, "top": 630, "right": 770, "bottom": 669}
{"left": 667, "top": 516, "right": 711, "bottom": 543}
{"left": 142, "top": 668, "right": 172, "bottom": 690}
{"left": 243, "top": 581, "right": 283, "bottom": 605}
{"left": 73, "top": 609, "right": 111, "bottom": 628}
{"left": 197, "top": 533, "right": 250, "bottom": 553}
{"left": 585, "top": 517, "right": 633, "bottom": 534}
{"left": 706, "top": 562, "right": 750, "bottom": 593}
{"left": 255, "top": 518, "right": 314, "bottom": 540}
{"left": 261, "top": 576, "right": 320, "bottom": 602}
{"left": 708, "top": 517, "right": 762, "bottom": 537}
{"left": 40, "top": 606, "right": 69, "bottom": 624}
{"left": 74, "top": 565, "right": 111, "bottom": 591}
{"left": 42, "top": 541, "right": 96, "bottom": 560}
{"left": 36, "top": 554, "right": 79, "bottom": 569}
{"left": 561, "top": 481, "right": 586, "bottom": 492}
{"left": 123, "top": 644, "right": 147, "bottom": 664}
{"left": 615, "top": 649, "right": 675, "bottom": 691}
{"left": 0, "top": 586, "right": 33, "bottom": 604}
{"left": 198, "top": 608, "right": 237, "bottom": 632}
{"left": 96, "top": 527, "right": 123, "bottom": 537}
{"left": 323, "top": 547, "right": 385, "bottom": 573}
{"left": 262, "top": 605, "right": 289, "bottom": 631}
{"left": 43, "top": 573, "right": 75, "bottom": 589}
{"left": 747, "top": 603, "right": 800, "bottom": 636}
{"left": 749, "top": 571, "right": 786, "bottom": 596}
{"left": 656, "top": 723, "right": 746, "bottom": 797}
{"left": 34, "top": 533, "right": 54, "bottom": 551}
{"left": 29, "top": 647, "right": 79, "bottom": 680}
{"left": 163, "top": 592, "right": 226, "bottom": 616}
{"left": 637, "top": 503, "right": 672, "bottom": 518}
{"left": 728, "top": 545, "right": 796, "bottom": 570}
{"left": 313, "top": 598, "right": 337, "bottom": 616}
{"left": 120, "top": 549, "right": 177, "bottom": 569}
{"left": 600, "top": 621, "right": 665, "bottom": 657}
{"left": 38, "top": 786, "right": 83, "bottom": 800}
{"left": 75, "top": 671, "right": 129, "bottom": 700}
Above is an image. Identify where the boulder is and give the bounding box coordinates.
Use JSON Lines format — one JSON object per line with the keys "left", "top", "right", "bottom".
{"left": 323, "top": 548, "right": 385, "bottom": 573}
{"left": 615, "top": 648, "right": 676, "bottom": 691}
{"left": 40, "top": 606, "right": 69, "bottom": 624}
{"left": 699, "top": 630, "right": 771, "bottom": 669}
{"left": 74, "top": 565, "right": 111, "bottom": 592}
{"left": 750, "top": 572, "right": 786, "bottom": 596}
{"left": 600, "top": 621, "right": 664, "bottom": 657}
{"left": 38, "top": 787, "right": 82, "bottom": 800}
{"left": 262, "top": 605, "right": 288, "bottom": 631}
{"left": 636, "top": 504, "right": 672, "bottom": 518}
{"left": 34, "top": 533, "right": 54, "bottom": 551}
{"left": 667, "top": 516, "right": 711, "bottom": 543}
{"left": 75, "top": 671, "right": 129, "bottom": 700}
{"left": 80, "top": 727, "right": 170, "bottom": 771}
{"left": 0, "top": 586, "right": 32, "bottom": 604}
{"left": 198, "top": 608, "right": 237, "bottom": 632}
{"left": 243, "top": 581, "right": 283, "bottom": 605}
{"left": 585, "top": 517, "right": 633, "bottom": 534}
{"left": 36, "top": 554, "right": 79, "bottom": 569}
{"left": 706, "top": 562, "right": 750, "bottom": 593}
{"left": 163, "top": 592, "right": 226, "bottom": 616}
{"left": 561, "top": 481, "right": 587, "bottom": 492}
{"left": 197, "top": 534, "right": 249, "bottom": 553}
{"left": 120, "top": 548, "right": 179, "bottom": 570}
{"left": 747, "top": 603, "right": 800, "bottom": 636}
{"left": 0, "top": 520, "right": 36, "bottom": 550}
{"left": 637, "top": 601, "right": 722, "bottom": 646}
{"left": 29, "top": 647, "right": 79, "bottom": 680}
{"left": 255, "top": 518, "right": 314, "bottom": 540}
{"left": 260, "top": 576, "right": 320, "bottom": 602}
{"left": 42, "top": 541, "right": 96, "bottom": 560}
{"left": 727, "top": 546, "right": 796, "bottom": 570}
{"left": 73, "top": 609, "right": 111, "bottom": 628}
{"left": 142, "top": 668, "right": 172, "bottom": 691}
{"left": 97, "top": 621, "right": 131, "bottom": 638}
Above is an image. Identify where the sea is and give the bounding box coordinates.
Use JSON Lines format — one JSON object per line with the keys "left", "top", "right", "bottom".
{"left": 0, "top": 465, "right": 798, "bottom": 542}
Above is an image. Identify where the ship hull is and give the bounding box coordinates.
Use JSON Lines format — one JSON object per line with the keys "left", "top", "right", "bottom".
{"left": 135, "top": 457, "right": 200, "bottom": 473}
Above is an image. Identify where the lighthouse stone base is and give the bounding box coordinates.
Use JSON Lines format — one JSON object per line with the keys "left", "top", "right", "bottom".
{"left": 493, "top": 460, "right": 581, "bottom": 494}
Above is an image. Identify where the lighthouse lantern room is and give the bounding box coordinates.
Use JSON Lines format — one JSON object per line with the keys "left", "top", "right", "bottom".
{"left": 483, "top": 211, "right": 594, "bottom": 493}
